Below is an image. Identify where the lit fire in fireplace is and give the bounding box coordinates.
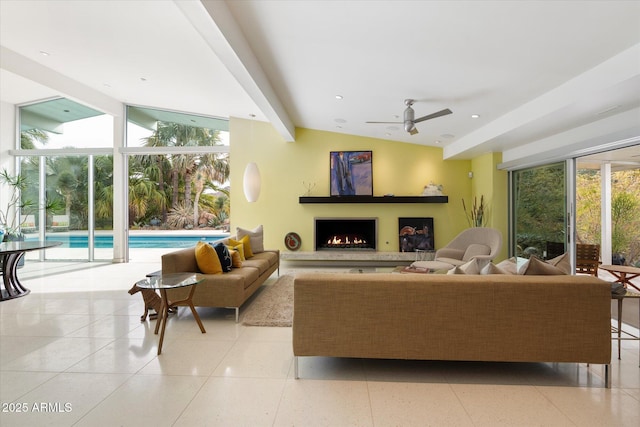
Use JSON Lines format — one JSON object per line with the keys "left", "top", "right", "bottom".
{"left": 323, "top": 234, "right": 369, "bottom": 249}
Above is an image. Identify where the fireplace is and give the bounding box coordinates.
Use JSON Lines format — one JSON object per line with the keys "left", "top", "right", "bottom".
{"left": 314, "top": 218, "right": 377, "bottom": 251}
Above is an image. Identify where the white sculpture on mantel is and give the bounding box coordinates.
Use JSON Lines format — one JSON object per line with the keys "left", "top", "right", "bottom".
{"left": 422, "top": 182, "right": 444, "bottom": 196}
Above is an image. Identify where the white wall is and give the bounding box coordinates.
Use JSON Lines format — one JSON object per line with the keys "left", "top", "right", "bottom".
{"left": 0, "top": 100, "right": 16, "bottom": 214}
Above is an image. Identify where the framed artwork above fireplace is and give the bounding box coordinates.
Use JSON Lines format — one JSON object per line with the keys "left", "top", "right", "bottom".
{"left": 330, "top": 151, "right": 373, "bottom": 196}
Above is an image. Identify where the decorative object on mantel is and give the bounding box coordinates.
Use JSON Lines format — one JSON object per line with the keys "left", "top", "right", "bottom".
{"left": 302, "top": 181, "right": 316, "bottom": 196}
{"left": 330, "top": 151, "right": 373, "bottom": 196}
{"left": 284, "top": 232, "right": 302, "bottom": 251}
{"left": 422, "top": 182, "right": 444, "bottom": 196}
{"left": 462, "top": 195, "right": 487, "bottom": 227}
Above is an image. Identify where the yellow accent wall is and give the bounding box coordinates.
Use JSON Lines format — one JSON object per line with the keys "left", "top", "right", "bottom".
{"left": 230, "top": 117, "right": 504, "bottom": 254}
{"left": 471, "top": 152, "right": 508, "bottom": 261}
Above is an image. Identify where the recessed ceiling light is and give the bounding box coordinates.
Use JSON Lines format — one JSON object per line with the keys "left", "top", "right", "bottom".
{"left": 335, "top": 95, "right": 343, "bottom": 100}
{"left": 435, "top": 140, "right": 441, "bottom": 144}
{"left": 140, "top": 77, "right": 147, "bottom": 82}
{"left": 386, "top": 126, "right": 399, "bottom": 131}
{"left": 471, "top": 114, "right": 480, "bottom": 119}
{"left": 39, "top": 51, "right": 50, "bottom": 56}
{"left": 334, "top": 118, "right": 347, "bottom": 123}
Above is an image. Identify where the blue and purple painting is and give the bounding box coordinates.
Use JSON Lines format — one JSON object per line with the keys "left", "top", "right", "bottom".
{"left": 330, "top": 151, "right": 373, "bottom": 196}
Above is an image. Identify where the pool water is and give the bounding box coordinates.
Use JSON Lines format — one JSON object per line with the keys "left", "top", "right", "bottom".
{"left": 29, "top": 234, "right": 229, "bottom": 249}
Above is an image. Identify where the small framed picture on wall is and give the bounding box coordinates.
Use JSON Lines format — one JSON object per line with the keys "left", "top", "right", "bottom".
{"left": 329, "top": 151, "right": 373, "bottom": 196}
{"left": 399, "top": 217, "right": 435, "bottom": 252}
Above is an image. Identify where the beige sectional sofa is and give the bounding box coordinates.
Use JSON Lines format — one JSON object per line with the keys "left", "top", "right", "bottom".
{"left": 161, "top": 238, "right": 279, "bottom": 322}
{"left": 293, "top": 273, "right": 612, "bottom": 386}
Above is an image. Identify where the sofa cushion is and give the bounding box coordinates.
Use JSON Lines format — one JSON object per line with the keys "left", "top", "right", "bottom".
{"left": 195, "top": 241, "right": 222, "bottom": 274}
{"left": 237, "top": 225, "right": 264, "bottom": 253}
{"left": 229, "top": 235, "right": 254, "bottom": 258}
{"left": 462, "top": 243, "right": 491, "bottom": 261}
{"left": 520, "top": 256, "right": 566, "bottom": 275}
{"left": 213, "top": 242, "right": 232, "bottom": 272}
{"left": 242, "top": 257, "right": 272, "bottom": 275}
{"left": 228, "top": 249, "right": 243, "bottom": 268}
{"left": 496, "top": 257, "right": 517, "bottom": 274}
{"left": 546, "top": 252, "right": 571, "bottom": 275}
{"left": 198, "top": 266, "right": 260, "bottom": 290}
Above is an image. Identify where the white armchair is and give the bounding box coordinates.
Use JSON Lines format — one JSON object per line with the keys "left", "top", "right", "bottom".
{"left": 434, "top": 227, "right": 502, "bottom": 268}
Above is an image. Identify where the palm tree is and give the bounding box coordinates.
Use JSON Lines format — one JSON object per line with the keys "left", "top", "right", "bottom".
{"left": 20, "top": 129, "right": 49, "bottom": 149}
{"left": 192, "top": 153, "right": 229, "bottom": 225}
{"left": 142, "top": 121, "right": 225, "bottom": 228}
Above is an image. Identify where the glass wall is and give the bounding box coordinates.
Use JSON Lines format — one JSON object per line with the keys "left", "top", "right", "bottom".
{"left": 12, "top": 99, "right": 231, "bottom": 263}
{"left": 511, "top": 162, "right": 567, "bottom": 260}
{"left": 125, "top": 106, "right": 230, "bottom": 233}
{"left": 18, "top": 98, "right": 114, "bottom": 261}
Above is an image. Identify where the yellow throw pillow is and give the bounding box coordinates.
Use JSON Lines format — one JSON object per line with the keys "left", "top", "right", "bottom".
{"left": 195, "top": 241, "right": 222, "bottom": 274}
{"left": 228, "top": 249, "right": 243, "bottom": 268}
{"left": 227, "top": 244, "right": 245, "bottom": 261}
{"left": 229, "top": 235, "right": 254, "bottom": 258}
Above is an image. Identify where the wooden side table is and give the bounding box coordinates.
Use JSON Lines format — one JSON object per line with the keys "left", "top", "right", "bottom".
{"left": 611, "top": 289, "right": 640, "bottom": 367}
{"left": 601, "top": 264, "right": 640, "bottom": 291}
{"left": 135, "top": 273, "right": 206, "bottom": 355}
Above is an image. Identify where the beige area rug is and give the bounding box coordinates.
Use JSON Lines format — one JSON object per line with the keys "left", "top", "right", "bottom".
{"left": 241, "top": 274, "right": 294, "bottom": 327}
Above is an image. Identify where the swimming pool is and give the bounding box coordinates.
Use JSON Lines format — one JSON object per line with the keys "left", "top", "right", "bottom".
{"left": 28, "top": 234, "right": 229, "bottom": 249}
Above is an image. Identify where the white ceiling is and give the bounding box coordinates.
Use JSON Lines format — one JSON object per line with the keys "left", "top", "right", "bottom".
{"left": 1, "top": 0, "right": 639, "bottom": 163}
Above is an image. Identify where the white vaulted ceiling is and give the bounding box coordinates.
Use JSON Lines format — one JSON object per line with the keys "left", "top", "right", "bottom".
{"left": 1, "top": 0, "right": 639, "bottom": 162}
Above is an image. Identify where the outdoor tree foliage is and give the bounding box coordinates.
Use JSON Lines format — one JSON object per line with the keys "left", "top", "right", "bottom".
{"left": 514, "top": 163, "right": 566, "bottom": 257}
{"left": 577, "top": 169, "right": 640, "bottom": 266}
{"left": 16, "top": 122, "right": 230, "bottom": 232}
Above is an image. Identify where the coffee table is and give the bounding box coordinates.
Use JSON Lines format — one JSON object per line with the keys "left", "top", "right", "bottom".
{"left": 611, "top": 288, "right": 640, "bottom": 367}
{"left": 135, "top": 272, "right": 206, "bottom": 355}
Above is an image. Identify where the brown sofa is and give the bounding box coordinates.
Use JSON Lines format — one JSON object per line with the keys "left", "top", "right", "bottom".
{"left": 161, "top": 240, "right": 279, "bottom": 322}
{"left": 293, "top": 273, "right": 612, "bottom": 386}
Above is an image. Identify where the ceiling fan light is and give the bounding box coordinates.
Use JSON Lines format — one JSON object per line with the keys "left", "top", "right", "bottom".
{"left": 404, "top": 121, "right": 414, "bottom": 133}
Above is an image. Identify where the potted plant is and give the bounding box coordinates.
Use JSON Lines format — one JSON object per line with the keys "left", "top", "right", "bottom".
{"left": 462, "top": 195, "right": 487, "bottom": 228}
{"left": 0, "top": 169, "right": 62, "bottom": 242}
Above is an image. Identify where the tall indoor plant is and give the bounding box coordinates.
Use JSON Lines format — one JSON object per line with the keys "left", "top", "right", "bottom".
{"left": 462, "top": 195, "right": 487, "bottom": 228}
{"left": 0, "top": 169, "right": 61, "bottom": 241}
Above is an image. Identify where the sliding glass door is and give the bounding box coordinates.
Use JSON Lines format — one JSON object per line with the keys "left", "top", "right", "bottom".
{"left": 510, "top": 162, "right": 569, "bottom": 260}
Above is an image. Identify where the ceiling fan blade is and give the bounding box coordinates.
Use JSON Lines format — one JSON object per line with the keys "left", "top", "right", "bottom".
{"left": 413, "top": 108, "right": 452, "bottom": 124}
{"left": 365, "top": 121, "right": 403, "bottom": 124}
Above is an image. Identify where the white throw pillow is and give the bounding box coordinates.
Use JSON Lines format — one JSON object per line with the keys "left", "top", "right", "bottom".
{"left": 480, "top": 263, "right": 509, "bottom": 275}
{"left": 449, "top": 258, "right": 480, "bottom": 274}
{"left": 237, "top": 225, "right": 264, "bottom": 253}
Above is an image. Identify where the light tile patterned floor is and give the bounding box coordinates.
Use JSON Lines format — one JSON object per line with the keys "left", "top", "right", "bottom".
{"left": 0, "top": 260, "right": 638, "bottom": 426}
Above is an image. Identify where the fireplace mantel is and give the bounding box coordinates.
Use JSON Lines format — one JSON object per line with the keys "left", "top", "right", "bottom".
{"left": 299, "top": 196, "right": 448, "bottom": 204}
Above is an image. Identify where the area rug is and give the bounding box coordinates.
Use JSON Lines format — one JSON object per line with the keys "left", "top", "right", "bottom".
{"left": 241, "top": 274, "right": 294, "bottom": 327}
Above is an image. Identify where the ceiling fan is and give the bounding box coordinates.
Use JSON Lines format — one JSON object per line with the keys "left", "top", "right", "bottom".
{"left": 366, "top": 99, "right": 452, "bottom": 135}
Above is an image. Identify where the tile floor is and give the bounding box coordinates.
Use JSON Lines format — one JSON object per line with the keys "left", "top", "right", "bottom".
{"left": 0, "top": 260, "right": 639, "bottom": 426}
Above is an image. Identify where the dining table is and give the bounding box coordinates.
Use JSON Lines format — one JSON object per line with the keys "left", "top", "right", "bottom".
{"left": 0, "top": 240, "right": 62, "bottom": 301}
